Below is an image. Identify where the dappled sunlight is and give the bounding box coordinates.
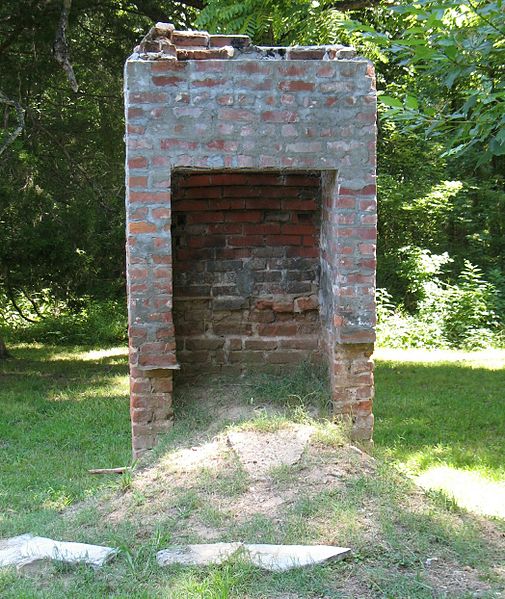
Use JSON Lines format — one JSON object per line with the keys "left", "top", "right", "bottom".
{"left": 158, "top": 440, "right": 223, "bottom": 474}
{"left": 417, "top": 465, "right": 505, "bottom": 519}
{"left": 375, "top": 347, "right": 505, "bottom": 370}
{"left": 46, "top": 346, "right": 128, "bottom": 362}
{"left": 375, "top": 348, "right": 505, "bottom": 487}
{"left": 79, "top": 347, "right": 129, "bottom": 362}
{"left": 47, "top": 374, "right": 128, "bottom": 402}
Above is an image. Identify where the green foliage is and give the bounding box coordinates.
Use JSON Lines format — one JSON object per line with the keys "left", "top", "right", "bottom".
{"left": 1, "top": 298, "right": 127, "bottom": 345}
{"left": 377, "top": 258, "right": 505, "bottom": 350}
{"left": 360, "top": 0, "right": 505, "bottom": 161}
{"left": 420, "top": 260, "right": 502, "bottom": 348}
{"left": 0, "top": 1, "right": 194, "bottom": 339}
{"left": 196, "top": 0, "right": 371, "bottom": 46}
{"left": 0, "top": 0, "right": 504, "bottom": 350}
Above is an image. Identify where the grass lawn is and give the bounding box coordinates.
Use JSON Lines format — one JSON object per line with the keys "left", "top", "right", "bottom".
{"left": 0, "top": 344, "right": 504, "bottom": 598}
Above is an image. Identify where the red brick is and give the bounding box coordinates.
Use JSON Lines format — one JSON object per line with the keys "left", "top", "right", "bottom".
{"left": 130, "top": 207, "right": 148, "bottom": 219}
{"left": 258, "top": 323, "right": 297, "bottom": 336}
{"left": 281, "top": 224, "right": 314, "bottom": 235}
{"left": 244, "top": 339, "right": 278, "bottom": 350}
{"left": 193, "top": 78, "right": 226, "bottom": 88}
{"left": 152, "top": 255, "right": 172, "bottom": 264}
{"left": 256, "top": 299, "right": 273, "bottom": 310}
{"left": 172, "top": 200, "right": 208, "bottom": 211}
{"left": 130, "top": 92, "right": 166, "bottom": 103}
{"left": 243, "top": 223, "right": 281, "bottom": 235}
{"left": 225, "top": 211, "right": 262, "bottom": 223}
{"left": 129, "top": 176, "right": 147, "bottom": 188}
{"left": 127, "top": 124, "right": 145, "bottom": 135}
{"left": 151, "top": 377, "right": 173, "bottom": 393}
{"left": 237, "top": 62, "right": 271, "bottom": 75}
{"left": 129, "top": 221, "right": 156, "bottom": 234}
{"left": 181, "top": 186, "right": 222, "bottom": 199}
{"left": 152, "top": 76, "right": 184, "bottom": 86}
{"left": 218, "top": 108, "right": 254, "bottom": 122}
{"left": 152, "top": 207, "right": 171, "bottom": 219}
{"left": 128, "top": 157, "right": 147, "bottom": 169}
{"left": 278, "top": 80, "right": 315, "bottom": 92}
{"left": 128, "top": 138, "right": 152, "bottom": 150}
{"left": 266, "top": 235, "right": 301, "bottom": 246}
{"left": 272, "top": 301, "right": 293, "bottom": 313}
{"left": 245, "top": 199, "right": 281, "bottom": 210}
{"left": 281, "top": 199, "right": 316, "bottom": 211}
{"left": 138, "top": 354, "right": 177, "bottom": 367}
{"left": 228, "top": 235, "right": 263, "bottom": 247}
{"left": 212, "top": 199, "right": 245, "bottom": 210}
{"left": 294, "top": 295, "right": 318, "bottom": 312}
{"left": 130, "top": 191, "right": 171, "bottom": 203}
{"left": 129, "top": 267, "right": 147, "bottom": 280}
{"left": 186, "top": 211, "right": 224, "bottom": 224}
{"left": 280, "top": 338, "right": 319, "bottom": 350}
{"left": 336, "top": 196, "right": 356, "bottom": 209}
{"left": 261, "top": 111, "right": 299, "bottom": 123}
{"left": 128, "top": 108, "right": 144, "bottom": 119}
{"left": 151, "top": 61, "right": 188, "bottom": 73}
{"left": 340, "top": 184, "right": 377, "bottom": 196}
{"left": 206, "top": 139, "right": 238, "bottom": 151}
{"left": 131, "top": 379, "right": 150, "bottom": 393}
{"left": 278, "top": 64, "right": 306, "bottom": 76}
{"left": 172, "top": 31, "right": 209, "bottom": 47}
{"left": 160, "top": 139, "right": 198, "bottom": 150}
{"left": 317, "top": 65, "right": 335, "bottom": 78}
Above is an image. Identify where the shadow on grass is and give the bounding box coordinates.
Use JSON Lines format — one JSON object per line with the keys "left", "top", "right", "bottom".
{"left": 374, "top": 358, "right": 505, "bottom": 479}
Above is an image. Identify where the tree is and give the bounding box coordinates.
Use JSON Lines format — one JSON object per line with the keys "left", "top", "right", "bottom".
{"left": 370, "top": 0, "right": 505, "bottom": 163}
{"left": 0, "top": 1, "right": 197, "bottom": 324}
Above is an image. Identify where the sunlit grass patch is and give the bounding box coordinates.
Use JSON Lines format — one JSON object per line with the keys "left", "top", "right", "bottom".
{"left": 417, "top": 466, "right": 505, "bottom": 519}
{"left": 374, "top": 348, "right": 505, "bottom": 482}
{"left": 375, "top": 347, "right": 505, "bottom": 370}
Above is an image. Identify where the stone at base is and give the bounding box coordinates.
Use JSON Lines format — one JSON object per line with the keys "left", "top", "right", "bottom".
{"left": 0, "top": 534, "right": 117, "bottom": 570}
{"left": 157, "top": 543, "right": 242, "bottom": 567}
{"left": 156, "top": 542, "right": 351, "bottom": 571}
{"left": 246, "top": 544, "right": 351, "bottom": 571}
{"left": 227, "top": 425, "right": 314, "bottom": 477}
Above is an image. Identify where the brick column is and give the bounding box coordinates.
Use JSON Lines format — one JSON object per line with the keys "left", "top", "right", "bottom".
{"left": 320, "top": 63, "right": 377, "bottom": 441}
{"left": 125, "top": 73, "right": 177, "bottom": 457}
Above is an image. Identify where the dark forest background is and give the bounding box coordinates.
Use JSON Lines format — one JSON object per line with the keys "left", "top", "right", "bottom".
{"left": 1, "top": 0, "right": 503, "bottom": 349}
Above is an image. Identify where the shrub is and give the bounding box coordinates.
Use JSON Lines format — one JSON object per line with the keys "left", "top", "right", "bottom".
{"left": 377, "top": 258, "right": 505, "bottom": 349}
{"left": 1, "top": 298, "right": 127, "bottom": 346}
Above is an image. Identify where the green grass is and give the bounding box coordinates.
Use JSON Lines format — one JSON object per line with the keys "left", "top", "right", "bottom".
{"left": 374, "top": 348, "right": 505, "bottom": 481}
{"left": 0, "top": 344, "right": 504, "bottom": 598}
{"left": 0, "top": 344, "right": 131, "bottom": 538}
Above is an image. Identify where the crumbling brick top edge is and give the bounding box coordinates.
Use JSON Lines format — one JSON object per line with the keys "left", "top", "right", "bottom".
{"left": 133, "top": 23, "right": 361, "bottom": 61}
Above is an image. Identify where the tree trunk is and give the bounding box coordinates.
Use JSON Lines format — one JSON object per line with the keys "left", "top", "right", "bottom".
{"left": 0, "top": 338, "right": 10, "bottom": 359}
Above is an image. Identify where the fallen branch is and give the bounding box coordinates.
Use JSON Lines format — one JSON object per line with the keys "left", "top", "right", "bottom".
{"left": 88, "top": 467, "right": 127, "bottom": 475}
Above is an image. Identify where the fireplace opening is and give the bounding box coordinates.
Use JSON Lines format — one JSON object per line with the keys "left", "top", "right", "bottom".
{"left": 172, "top": 170, "right": 323, "bottom": 374}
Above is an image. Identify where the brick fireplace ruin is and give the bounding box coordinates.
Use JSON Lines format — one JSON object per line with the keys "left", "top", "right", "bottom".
{"left": 124, "top": 24, "right": 377, "bottom": 458}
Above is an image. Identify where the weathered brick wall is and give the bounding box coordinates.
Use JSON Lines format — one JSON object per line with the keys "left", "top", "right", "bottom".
{"left": 172, "top": 171, "right": 321, "bottom": 372}
{"left": 124, "top": 25, "right": 377, "bottom": 456}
